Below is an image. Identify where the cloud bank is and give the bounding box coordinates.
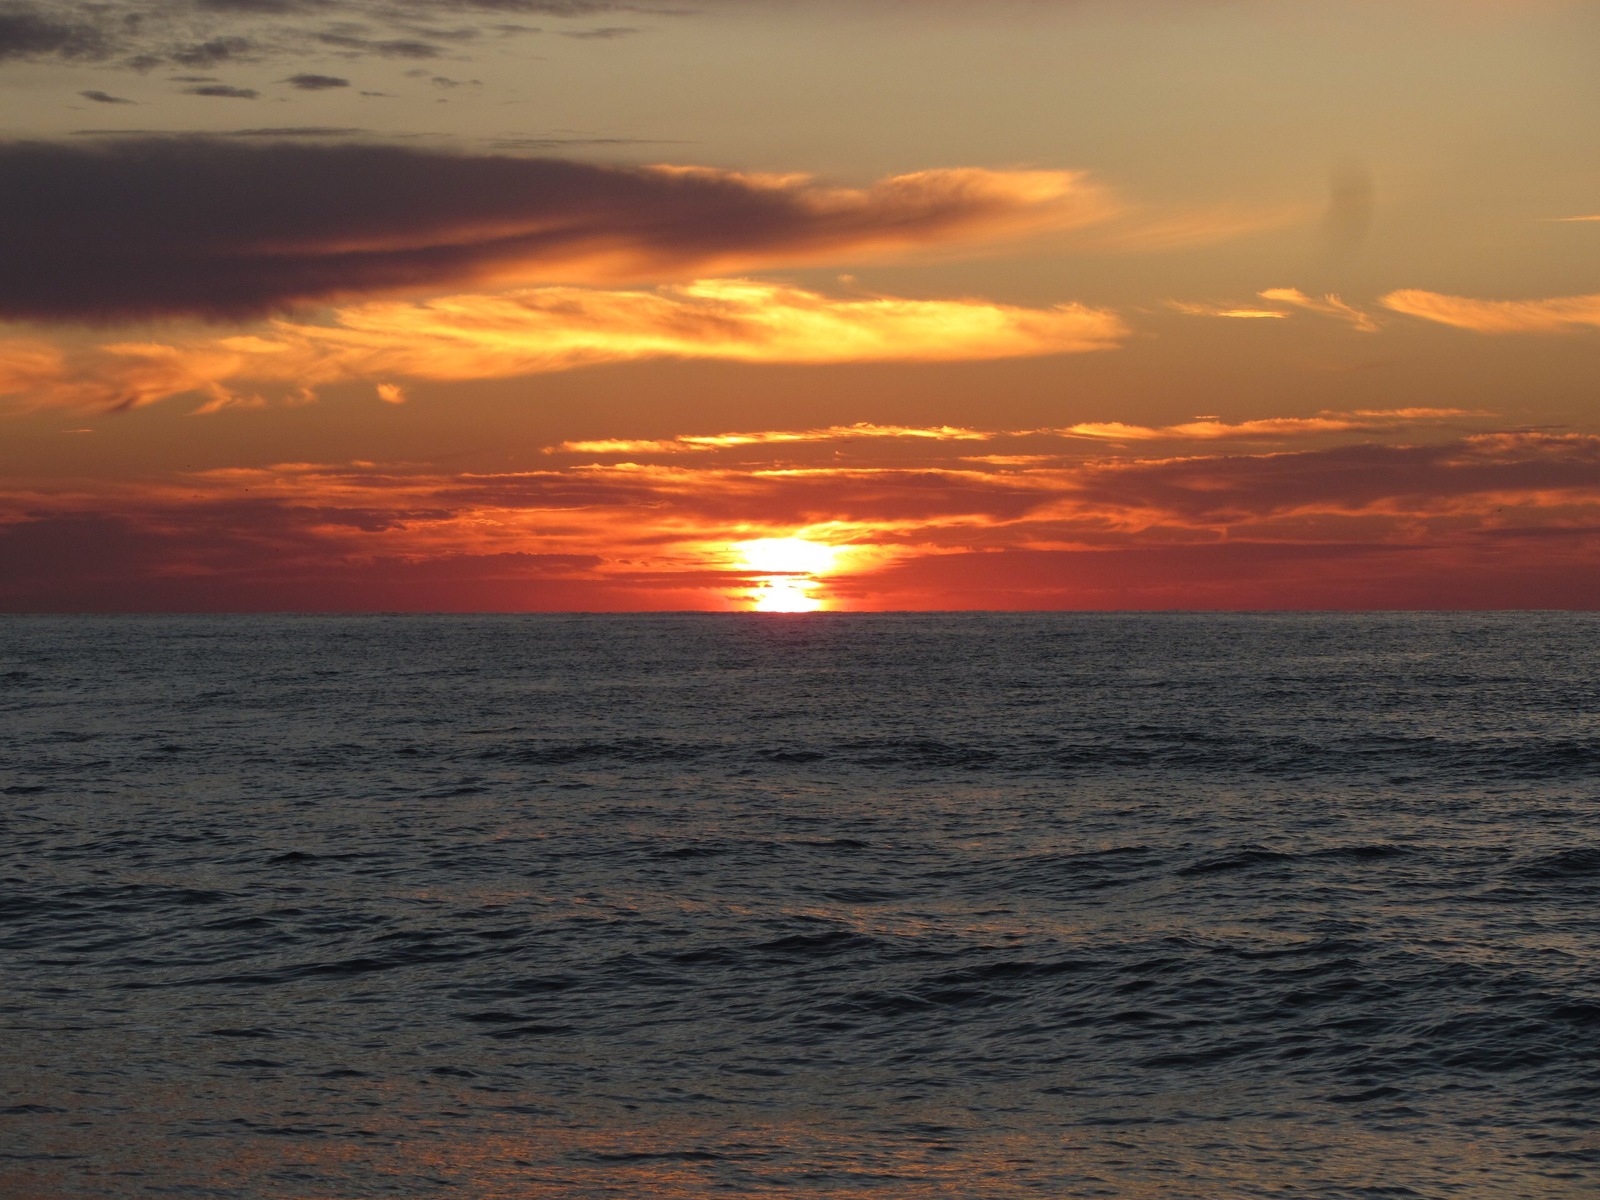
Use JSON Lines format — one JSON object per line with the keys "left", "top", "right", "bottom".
{"left": 0, "top": 139, "right": 1113, "bottom": 322}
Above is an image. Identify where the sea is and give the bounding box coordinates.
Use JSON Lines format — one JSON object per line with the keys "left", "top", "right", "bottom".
{"left": 2, "top": 613, "right": 1597, "bottom": 1199}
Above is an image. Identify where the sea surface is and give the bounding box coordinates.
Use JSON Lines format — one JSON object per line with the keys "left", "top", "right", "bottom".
{"left": 2, "top": 613, "right": 1598, "bottom": 1199}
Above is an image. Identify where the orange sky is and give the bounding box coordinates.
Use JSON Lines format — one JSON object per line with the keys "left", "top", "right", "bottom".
{"left": 1, "top": 0, "right": 1597, "bottom": 610}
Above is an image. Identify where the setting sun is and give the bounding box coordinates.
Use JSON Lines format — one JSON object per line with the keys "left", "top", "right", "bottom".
{"left": 733, "top": 538, "right": 839, "bottom": 612}
{"left": 735, "top": 538, "right": 840, "bottom": 576}
{"left": 751, "top": 578, "right": 823, "bottom": 613}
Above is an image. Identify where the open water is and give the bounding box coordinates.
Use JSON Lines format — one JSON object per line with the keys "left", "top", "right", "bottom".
{"left": 2, "top": 613, "right": 1598, "bottom": 1198}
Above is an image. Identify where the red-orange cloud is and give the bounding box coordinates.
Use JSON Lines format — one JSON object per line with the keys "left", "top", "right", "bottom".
{"left": 0, "top": 280, "right": 1128, "bottom": 412}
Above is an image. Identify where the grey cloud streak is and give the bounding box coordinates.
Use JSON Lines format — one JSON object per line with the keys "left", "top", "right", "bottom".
{"left": 0, "top": 0, "right": 653, "bottom": 70}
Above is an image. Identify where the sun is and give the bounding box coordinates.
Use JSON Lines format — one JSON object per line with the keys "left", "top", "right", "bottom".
{"left": 736, "top": 538, "right": 841, "bottom": 575}
{"left": 733, "top": 537, "right": 840, "bottom": 612}
{"left": 752, "top": 578, "right": 823, "bottom": 613}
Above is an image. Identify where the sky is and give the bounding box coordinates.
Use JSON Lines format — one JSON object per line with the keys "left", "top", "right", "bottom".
{"left": 1, "top": 0, "right": 1597, "bottom": 611}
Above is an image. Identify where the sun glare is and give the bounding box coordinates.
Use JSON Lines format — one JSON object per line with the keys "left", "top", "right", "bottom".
{"left": 752, "top": 578, "right": 823, "bottom": 613}
{"left": 734, "top": 537, "right": 839, "bottom": 612}
{"left": 736, "top": 538, "right": 840, "bottom": 575}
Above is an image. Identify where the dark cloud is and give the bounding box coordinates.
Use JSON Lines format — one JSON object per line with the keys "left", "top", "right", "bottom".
{"left": 197, "top": 0, "right": 317, "bottom": 12}
{"left": 172, "top": 36, "right": 255, "bottom": 67}
{"left": 1071, "top": 435, "right": 1600, "bottom": 525}
{"left": 317, "top": 32, "right": 442, "bottom": 57}
{"left": 184, "top": 83, "right": 260, "bottom": 97}
{"left": 420, "top": 1, "right": 634, "bottom": 12}
{"left": 0, "top": 5, "right": 112, "bottom": 62}
{"left": 0, "top": 138, "right": 1090, "bottom": 323}
{"left": 0, "top": 1, "right": 658, "bottom": 74}
{"left": 0, "top": 506, "right": 610, "bottom": 613}
{"left": 488, "top": 134, "right": 666, "bottom": 149}
{"left": 560, "top": 26, "right": 637, "bottom": 39}
{"left": 80, "top": 89, "right": 135, "bottom": 103}
{"left": 69, "top": 126, "right": 370, "bottom": 136}
{"left": 285, "top": 71, "right": 349, "bottom": 88}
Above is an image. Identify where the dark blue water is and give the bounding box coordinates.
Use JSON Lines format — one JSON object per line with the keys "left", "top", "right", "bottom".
{"left": 2, "top": 614, "right": 1598, "bottom": 1198}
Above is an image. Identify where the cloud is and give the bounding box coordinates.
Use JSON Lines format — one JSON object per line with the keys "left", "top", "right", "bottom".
{"left": 0, "top": 1, "right": 541, "bottom": 72}
{"left": 0, "top": 279, "right": 1126, "bottom": 411}
{"left": 551, "top": 408, "right": 1478, "bottom": 456}
{"left": 316, "top": 32, "right": 443, "bottom": 58}
{"left": 1256, "top": 287, "right": 1378, "bottom": 331}
{"left": 1168, "top": 301, "right": 1289, "bottom": 320}
{"left": 1171, "top": 289, "right": 1378, "bottom": 329}
{"left": 1063, "top": 433, "right": 1600, "bottom": 529}
{"left": 0, "top": 6, "right": 111, "bottom": 63}
{"left": 184, "top": 84, "right": 260, "bottom": 98}
{"left": 1381, "top": 290, "right": 1600, "bottom": 334}
{"left": 79, "top": 89, "right": 134, "bottom": 103}
{"left": 0, "top": 139, "right": 1115, "bottom": 322}
{"left": 285, "top": 72, "right": 350, "bottom": 89}
{"left": 73, "top": 125, "right": 369, "bottom": 137}
{"left": 554, "top": 423, "right": 994, "bottom": 455}
{"left": 172, "top": 36, "right": 255, "bottom": 67}
{"left": 1061, "top": 408, "right": 1478, "bottom": 442}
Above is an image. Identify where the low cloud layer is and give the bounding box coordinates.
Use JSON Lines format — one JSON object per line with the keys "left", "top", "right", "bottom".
{"left": 5, "top": 431, "right": 1599, "bottom": 611}
{"left": 0, "top": 139, "right": 1113, "bottom": 322}
{"left": 0, "top": 279, "right": 1126, "bottom": 411}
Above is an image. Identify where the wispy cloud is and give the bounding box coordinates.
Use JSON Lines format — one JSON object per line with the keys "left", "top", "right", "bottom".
{"left": 0, "top": 280, "right": 1127, "bottom": 412}
{"left": 1171, "top": 288, "right": 1378, "bottom": 330}
{"left": 1061, "top": 409, "right": 1480, "bottom": 442}
{"left": 1168, "top": 301, "right": 1289, "bottom": 320}
{"left": 551, "top": 408, "right": 1484, "bottom": 458}
{"left": 1381, "top": 290, "right": 1600, "bottom": 334}
{"left": 1256, "top": 288, "right": 1378, "bottom": 332}
{"left": 554, "top": 423, "right": 993, "bottom": 455}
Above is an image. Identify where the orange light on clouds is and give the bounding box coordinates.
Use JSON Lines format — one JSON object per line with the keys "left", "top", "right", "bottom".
{"left": 1382, "top": 290, "right": 1600, "bottom": 335}
{"left": 0, "top": 281, "right": 1126, "bottom": 414}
